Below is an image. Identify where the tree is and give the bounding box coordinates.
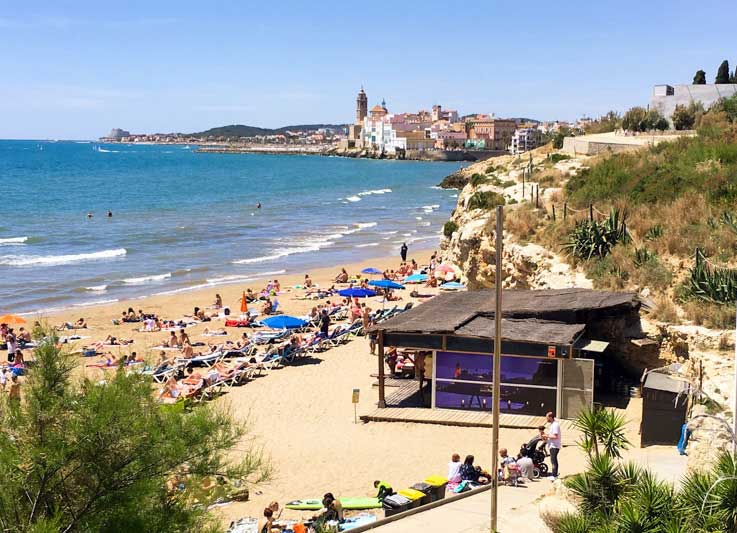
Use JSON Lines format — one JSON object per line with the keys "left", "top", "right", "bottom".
{"left": 672, "top": 101, "right": 704, "bottom": 130}
{"left": 716, "top": 60, "right": 731, "bottom": 83}
{"left": 693, "top": 69, "right": 707, "bottom": 84}
{"left": 0, "top": 334, "right": 271, "bottom": 532}
{"left": 622, "top": 106, "right": 648, "bottom": 131}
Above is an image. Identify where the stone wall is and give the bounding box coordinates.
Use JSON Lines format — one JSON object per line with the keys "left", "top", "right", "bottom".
{"left": 651, "top": 83, "right": 737, "bottom": 121}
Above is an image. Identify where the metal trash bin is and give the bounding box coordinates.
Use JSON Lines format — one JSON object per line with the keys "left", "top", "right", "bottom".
{"left": 423, "top": 475, "right": 448, "bottom": 502}
{"left": 383, "top": 493, "right": 411, "bottom": 517}
{"left": 398, "top": 488, "right": 427, "bottom": 508}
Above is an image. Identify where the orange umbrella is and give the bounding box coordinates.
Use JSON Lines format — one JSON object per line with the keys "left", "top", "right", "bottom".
{"left": 240, "top": 292, "right": 248, "bottom": 313}
{"left": 0, "top": 314, "right": 26, "bottom": 326}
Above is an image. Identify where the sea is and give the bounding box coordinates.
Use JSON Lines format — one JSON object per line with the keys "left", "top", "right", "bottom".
{"left": 0, "top": 140, "right": 461, "bottom": 313}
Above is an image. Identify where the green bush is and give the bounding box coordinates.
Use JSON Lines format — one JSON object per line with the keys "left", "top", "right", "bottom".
{"left": 467, "top": 191, "right": 506, "bottom": 210}
{"left": 443, "top": 220, "right": 459, "bottom": 237}
{"left": 469, "top": 173, "right": 487, "bottom": 187}
{"left": 550, "top": 153, "right": 572, "bottom": 163}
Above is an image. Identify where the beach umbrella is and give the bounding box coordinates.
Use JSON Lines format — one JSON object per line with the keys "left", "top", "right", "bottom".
{"left": 240, "top": 291, "right": 248, "bottom": 313}
{"left": 361, "top": 267, "right": 383, "bottom": 275}
{"left": 440, "top": 281, "right": 466, "bottom": 291}
{"left": 368, "top": 280, "right": 405, "bottom": 290}
{"left": 338, "top": 287, "right": 377, "bottom": 298}
{"left": 259, "top": 315, "right": 308, "bottom": 329}
{"left": 403, "top": 273, "right": 428, "bottom": 284}
{"left": 0, "top": 314, "right": 26, "bottom": 326}
{"left": 436, "top": 264, "right": 456, "bottom": 274}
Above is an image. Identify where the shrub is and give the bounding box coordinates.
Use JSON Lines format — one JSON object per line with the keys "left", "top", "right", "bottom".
{"left": 687, "top": 249, "right": 737, "bottom": 303}
{"left": 563, "top": 208, "right": 629, "bottom": 260}
{"left": 467, "top": 191, "right": 506, "bottom": 210}
{"left": 469, "top": 173, "right": 487, "bottom": 187}
{"left": 443, "top": 220, "right": 459, "bottom": 237}
{"left": 505, "top": 204, "right": 542, "bottom": 242}
{"left": 682, "top": 300, "right": 734, "bottom": 329}
{"left": 550, "top": 153, "right": 572, "bottom": 163}
{"left": 672, "top": 102, "right": 704, "bottom": 130}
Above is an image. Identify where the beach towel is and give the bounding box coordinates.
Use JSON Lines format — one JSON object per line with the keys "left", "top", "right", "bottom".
{"left": 225, "top": 319, "right": 250, "bottom": 327}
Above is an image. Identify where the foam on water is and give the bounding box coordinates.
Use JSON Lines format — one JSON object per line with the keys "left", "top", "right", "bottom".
{"left": 0, "top": 236, "right": 28, "bottom": 245}
{"left": 122, "top": 272, "right": 172, "bottom": 284}
{"left": 0, "top": 248, "right": 127, "bottom": 267}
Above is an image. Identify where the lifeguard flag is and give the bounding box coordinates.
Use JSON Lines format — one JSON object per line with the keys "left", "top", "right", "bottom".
{"left": 240, "top": 292, "right": 248, "bottom": 313}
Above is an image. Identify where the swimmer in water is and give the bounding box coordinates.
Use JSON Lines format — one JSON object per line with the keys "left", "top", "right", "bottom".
{"left": 107, "top": 211, "right": 113, "bottom": 218}
{"left": 87, "top": 212, "right": 93, "bottom": 219}
{"left": 256, "top": 202, "right": 261, "bottom": 209}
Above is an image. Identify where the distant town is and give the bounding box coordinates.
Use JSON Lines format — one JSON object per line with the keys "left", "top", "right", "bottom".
{"left": 102, "top": 79, "right": 737, "bottom": 160}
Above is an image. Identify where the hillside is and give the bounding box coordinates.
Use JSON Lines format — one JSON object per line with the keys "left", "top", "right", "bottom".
{"left": 191, "top": 123, "right": 348, "bottom": 138}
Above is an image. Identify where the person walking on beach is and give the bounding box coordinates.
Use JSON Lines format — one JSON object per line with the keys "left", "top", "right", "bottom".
{"left": 544, "top": 411, "right": 562, "bottom": 479}
{"left": 400, "top": 242, "right": 408, "bottom": 262}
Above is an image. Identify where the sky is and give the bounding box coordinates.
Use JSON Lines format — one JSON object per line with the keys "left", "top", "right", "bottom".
{"left": 1, "top": 0, "right": 735, "bottom": 139}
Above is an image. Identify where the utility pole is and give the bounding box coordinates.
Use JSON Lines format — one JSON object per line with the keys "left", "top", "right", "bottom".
{"left": 491, "top": 205, "right": 503, "bottom": 532}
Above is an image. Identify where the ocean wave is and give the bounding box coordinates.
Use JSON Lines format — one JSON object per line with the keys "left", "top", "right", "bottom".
{"left": 85, "top": 285, "right": 108, "bottom": 292}
{"left": 418, "top": 221, "right": 432, "bottom": 227}
{"left": 345, "top": 195, "right": 361, "bottom": 202}
{"left": 381, "top": 230, "right": 398, "bottom": 235}
{"left": 356, "top": 222, "right": 377, "bottom": 229}
{"left": 415, "top": 216, "right": 423, "bottom": 220}
{"left": 231, "top": 238, "right": 332, "bottom": 263}
{"left": 122, "top": 272, "right": 171, "bottom": 284}
{"left": 357, "top": 188, "right": 392, "bottom": 196}
{"left": 0, "top": 236, "right": 28, "bottom": 246}
{"left": 430, "top": 186, "right": 443, "bottom": 190}
{"left": 355, "top": 242, "right": 379, "bottom": 248}
{"left": 0, "top": 248, "right": 127, "bottom": 267}
{"left": 96, "top": 147, "right": 119, "bottom": 153}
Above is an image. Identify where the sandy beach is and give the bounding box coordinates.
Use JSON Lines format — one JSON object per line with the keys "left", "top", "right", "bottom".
{"left": 21, "top": 247, "right": 590, "bottom": 527}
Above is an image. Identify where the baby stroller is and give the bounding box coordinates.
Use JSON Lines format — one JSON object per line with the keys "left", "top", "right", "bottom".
{"left": 519, "top": 441, "right": 548, "bottom": 478}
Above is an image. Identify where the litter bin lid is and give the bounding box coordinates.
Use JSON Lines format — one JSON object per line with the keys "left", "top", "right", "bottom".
{"left": 423, "top": 475, "right": 448, "bottom": 487}
{"left": 410, "top": 482, "right": 432, "bottom": 493}
{"left": 398, "top": 488, "right": 425, "bottom": 501}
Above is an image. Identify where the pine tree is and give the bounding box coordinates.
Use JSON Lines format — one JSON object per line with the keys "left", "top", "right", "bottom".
{"left": 693, "top": 69, "right": 706, "bottom": 84}
{"left": 715, "top": 60, "right": 730, "bottom": 83}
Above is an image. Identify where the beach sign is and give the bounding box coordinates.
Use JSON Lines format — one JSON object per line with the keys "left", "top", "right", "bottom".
{"left": 352, "top": 388, "right": 360, "bottom": 424}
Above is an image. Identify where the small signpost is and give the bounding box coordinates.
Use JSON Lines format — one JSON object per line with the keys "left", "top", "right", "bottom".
{"left": 352, "top": 388, "right": 360, "bottom": 424}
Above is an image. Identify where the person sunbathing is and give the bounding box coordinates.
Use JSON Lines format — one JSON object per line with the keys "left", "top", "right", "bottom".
{"left": 159, "top": 376, "right": 181, "bottom": 403}
{"left": 180, "top": 342, "right": 195, "bottom": 359}
{"left": 213, "top": 294, "right": 223, "bottom": 309}
{"left": 334, "top": 268, "right": 349, "bottom": 283}
{"left": 178, "top": 330, "right": 189, "bottom": 347}
{"left": 202, "top": 327, "right": 227, "bottom": 336}
{"left": 95, "top": 353, "right": 118, "bottom": 367}
{"left": 163, "top": 331, "right": 179, "bottom": 348}
{"left": 260, "top": 299, "right": 273, "bottom": 315}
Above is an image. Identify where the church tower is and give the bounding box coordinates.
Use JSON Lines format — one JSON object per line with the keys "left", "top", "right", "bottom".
{"left": 356, "top": 87, "right": 368, "bottom": 124}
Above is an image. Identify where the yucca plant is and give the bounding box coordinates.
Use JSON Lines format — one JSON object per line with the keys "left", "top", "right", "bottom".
{"left": 678, "top": 451, "right": 737, "bottom": 532}
{"left": 644, "top": 224, "right": 663, "bottom": 241}
{"left": 573, "top": 406, "right": 630, "bottom": 459}
{"left": 633, "top": 247, "right": 655, "bottom": 267}
{"left": 563, "top": 208, "right": 629, "bottom": 260}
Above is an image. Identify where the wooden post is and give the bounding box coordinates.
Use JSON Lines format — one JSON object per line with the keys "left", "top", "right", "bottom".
{"left": 552, "top": 204, "right": 556, "bottom": 221}
{"left": 535, "top": 185, "right": 539, "bottom": 208}
{"left": 522, "top": 168, "right": 525, "bottom": 197}
{"left": 378, "top": 331, "right": 386, "bottom": 408}
{"left": 491, "top": 204, "right": 504, "bottom": 533}
{"left": 589, "top": 204, "right": 594, "bottom": 221}
{"left": 564, "top": 202, "right": 568, "bottom": 220}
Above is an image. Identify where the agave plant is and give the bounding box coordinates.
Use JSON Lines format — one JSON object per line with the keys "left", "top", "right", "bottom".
{"left": 633, "top": 247, "right": 655, "bottom": 267}
{"left": 678, "top": 452, "right": 737, "bottom": 531}
{"left": 563, "top": 208, "right": 629, "bottom": 260}
{"left": 644, "top": 224, "right": 663, "bottom": 241}
{"left": 688, "top": 248, "right": 737, "bottom": 303}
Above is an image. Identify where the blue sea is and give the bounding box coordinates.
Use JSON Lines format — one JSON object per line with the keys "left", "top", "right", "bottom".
{"left": 0, "top": 140, "right": 460, "bottom": 313}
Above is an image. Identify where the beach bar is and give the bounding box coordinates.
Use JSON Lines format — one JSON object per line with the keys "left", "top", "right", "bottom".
{"left": 370, "top": 288, "right": 642, "bottom": 423}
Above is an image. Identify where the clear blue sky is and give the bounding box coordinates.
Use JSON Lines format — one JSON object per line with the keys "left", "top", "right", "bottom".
{"left": 1, "top": 0, "right": 735, "bottom": 139}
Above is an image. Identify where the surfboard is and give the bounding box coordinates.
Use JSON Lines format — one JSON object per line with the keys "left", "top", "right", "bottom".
{"left": 285, "top": 497, "right": 382, "bottom": 510}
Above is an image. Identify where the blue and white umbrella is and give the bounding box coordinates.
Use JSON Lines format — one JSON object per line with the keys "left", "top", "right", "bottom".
{"left": 440, "top": 281, "right": 466, "bottom": 291}
{"left": 404, "top": 273, "right": 428, "bottom": 283}
{"left": 259, "top": 315, "right": 308, "bottom": 329}
{"left": 338, "top": 287, "right": 377, "bottom": 298}
{"left": 361, "top": 267, "right": 383, "bottom": 275}
{"left": 368, "top": 279, "right": 405, "bottom": 290}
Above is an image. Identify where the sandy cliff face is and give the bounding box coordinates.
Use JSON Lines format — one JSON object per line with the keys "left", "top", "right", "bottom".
{"left": 440, "top": 152, "right": 590, "bottom": 290}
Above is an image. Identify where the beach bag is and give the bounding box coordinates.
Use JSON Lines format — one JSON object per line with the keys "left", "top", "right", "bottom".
{"left": 453, "top": 480, "right": 471, "bottom": 493}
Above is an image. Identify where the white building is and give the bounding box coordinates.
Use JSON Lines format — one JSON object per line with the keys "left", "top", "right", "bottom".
{"left": 361, "top": 100, "right": 404, "bottom": 154}
{"left": 509, "top": 127, "right": 541, "bottom": 154}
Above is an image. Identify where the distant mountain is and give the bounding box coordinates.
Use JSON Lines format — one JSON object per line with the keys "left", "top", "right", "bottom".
{"left": 191, "top": 123, "right": 348, "bottom": 138}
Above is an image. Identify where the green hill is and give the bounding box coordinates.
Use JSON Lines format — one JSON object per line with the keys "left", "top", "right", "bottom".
{"left": 191, "top": 123, "right": 348, "bottom": 138}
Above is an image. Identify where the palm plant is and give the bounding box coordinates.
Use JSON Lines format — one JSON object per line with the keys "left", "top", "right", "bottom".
{"left": 573, "top": 406, "right": 630, "bottom": 459}
{"left": 678, "top": 451, "right": 737, "bottom": 531}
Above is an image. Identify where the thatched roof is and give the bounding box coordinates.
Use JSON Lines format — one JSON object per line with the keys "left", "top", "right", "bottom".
{"left": 375, "top": 288, "right": 639, "bottom": 339}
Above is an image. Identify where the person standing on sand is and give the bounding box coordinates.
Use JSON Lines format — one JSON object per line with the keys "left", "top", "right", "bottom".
{"left": 544, "top": 411, "right": 562, "bottom": 479}
{"left": 400, "top": 242, "right": 408, "bottom": 262}
{"left": 319, "top": 309, "right": 330, "bottom": 337}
